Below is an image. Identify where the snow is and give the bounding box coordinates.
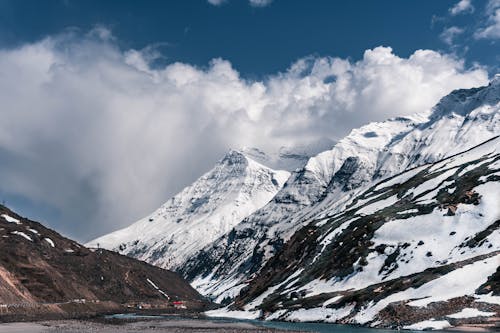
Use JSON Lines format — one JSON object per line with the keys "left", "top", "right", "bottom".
{"left": 266, "top": 309, "right": 287, "bottom": 320}
{"left": 184, "top": 81, "right": 499, "bottom": 302}
{"left": 373, "top": 165, "right": 426, "bottom": 191}
{"left": 205, "top": 306, "right": 261, "bottom": 320}
{"left": 371, "top": 199, "right": 498, "bottom": 279}
{"left": 11, "top": 231, "right": 32, "bottom": 241}
{"left": 1, "top": 214, "right": 20, "bottom": 224}
{"left": 44, "top": 238, "right": 55, "bottom": 247}
{"left": 407, "top": 168, "right": 457, "bottom": 199}
{"left": 396, "top": 209, "right": 419, "bottom": 215}
{"left": 87, "top": 150, "right": 290, "bottom": 271}
{"left": 28, "top": 228, "right": 39, "bottom": 234}
{"left": 356, "top": 194, "right": 399, "bottom": 215}
{"left": 245, "top": 283, "right": 286, "bottom": 310}
{"left": 474, "top": 293, "right": 500, "bottom": 305}
{"left": 446, "top": 308, "right": 495, "bottom": 319}
{"left": 403, "top": 319, "right": 451, "bottom": 330}
{"left": 352, "top": 254, "right": 499, "bottom": 324}
{"left": 146, "top": 278, "right": 170, "bottom": 299}
{"left": 322, "top": 295, "right": 343, "bottom": 307}
{"left": 406, "top": 255, "right": 499, "bottom": 307}
{"left": 245, "top": 269, "right": 304, "bottom": 310}
{"left": 146, "top": 278, "right": 160, "bottom": 289}
{"left": 191, "top": 272, "right": 247, "bottom": 303}
{"left": 86, "top": 77, "right": 500, "bottom": 317}
{"left": 284, "top": 305, "right": 354, "bottom": 323}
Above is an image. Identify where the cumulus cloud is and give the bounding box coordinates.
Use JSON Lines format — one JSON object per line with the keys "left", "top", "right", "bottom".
{"left": 440, "top": 26, "right": 465, "bottom": 45}
{"left": 449, "top": 0, "right": 474, "bottom": 15}
{"left": 0, "top": 29, "right": 489, "bottom": 241}
{"left": 475, "top": 0, "right": 500, "bottom": 39}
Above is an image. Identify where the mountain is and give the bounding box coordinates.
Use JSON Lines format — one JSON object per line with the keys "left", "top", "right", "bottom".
{"left": 180, "top": 113, "right": 429, "bottom": 302}
{"left": 85, "top": 76, "right": 499, "bottom": 329}
{"left": 87, "top": 150, "right": 290, "bottom": 270}
{"left": 0, "top": 205, "right": 206, "bottom": 321}
{"left": 179, "top": 76, "right": 500, "bottom": 306}
{"left": 221, "top": 135, "right": 499, "bottom": 330}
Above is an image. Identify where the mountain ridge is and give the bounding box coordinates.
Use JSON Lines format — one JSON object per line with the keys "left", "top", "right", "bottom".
{"left": 180, "top": 77, "right": 499, "bottom": 304}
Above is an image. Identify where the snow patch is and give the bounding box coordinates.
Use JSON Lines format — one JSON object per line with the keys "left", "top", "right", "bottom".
{"left": 205, "top": 306, "right": 261, "bottom": 320}
{"left": 403, "top": 319, "right": 451, "bottom": 330}
{"left": 11, "top": 231, "right": 32, "bottom": 241}
{"left": 474, "top": 293, "right": 500, "bottom": 305}
{"left": 146, "top": 278, "right": 170, "bottom": 299}
{"left": 44, "top": 238, "right": 55, "bottom": 247}
{"left": 1, "top": 214, "right": 20, "bottom": 224}
{"left": 322, "top": 295, "right": 343, "bottom": 307}
{"left": 284, "top": 305, "right": 354, "bottom": 323}
{"left": 446, "top": 308, "right": 495, "bottom": 318}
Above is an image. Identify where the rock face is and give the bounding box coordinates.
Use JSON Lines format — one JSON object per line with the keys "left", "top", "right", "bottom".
{"left": 0, "top": 205, "right": 206, "bottom": 320}
{"left": 87, "top": 150, "right": 290, "bottom": 270}
{"left": 180, "top": 78, "right": 500, "bottom": 304}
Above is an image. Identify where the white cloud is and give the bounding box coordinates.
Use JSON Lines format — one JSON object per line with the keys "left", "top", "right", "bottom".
{"left": 449, "top": 0, "right": 474, "bottom": 15}
{"left": 249, "top": 0, "right": 273, "bottom": 7}
{"left": 475, "top": 0, "right": 500, "bottom": 39}
{"left": 0, "top": 29, "right": 489, "bottom": 241}
{"left": 207, "top": 0, "right": 226, "bottom": 6}
{"left": 440, "top": 26, "right": 465, "bottom": 45}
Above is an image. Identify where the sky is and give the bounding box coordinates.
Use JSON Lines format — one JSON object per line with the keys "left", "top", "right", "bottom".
{"left": 0, "top": 0, "right": 498, "bottom": 242}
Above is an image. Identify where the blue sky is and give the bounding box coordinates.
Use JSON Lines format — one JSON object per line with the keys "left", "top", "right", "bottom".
{"left": 0, "top": 0, "right": 497, "bottom": 241}
{"left": 0, "top": 0, "right": 498, "bottom": 75}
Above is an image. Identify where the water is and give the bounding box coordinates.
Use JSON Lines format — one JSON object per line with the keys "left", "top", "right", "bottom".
{"left": 105, "top": 313, "right": 429, "bottom": 333}
{"left": 257, "top": 320, "right": 405, "bottom": 333}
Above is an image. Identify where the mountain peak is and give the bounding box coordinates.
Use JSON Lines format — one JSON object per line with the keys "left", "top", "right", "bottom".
{"left": 492, "top": 73, "right": 500, "bottom": 83}
{"left": 431, "top": 76, "right": 499, "bottom": 120}
{"left": 239, "top": 138, "right": 336, "bottom": 172}
{"left": 220, "top": 149, "right": 250, "bottom": 166}
{"left": 88, "top": 147, "right": 290, "bottom": 270}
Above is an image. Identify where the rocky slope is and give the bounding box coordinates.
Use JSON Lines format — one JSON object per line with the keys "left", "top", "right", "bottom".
{"left": 216, "top": 135, "right": 499, "bottom": 330}
{"left": 180, "top": 76, "right": 500, "bottom": 304}
{"left": 87, "top": 150, "right": 289, "bottom": 270}
{"left": 0, "top": 205, "right": 206, "bottom": 320}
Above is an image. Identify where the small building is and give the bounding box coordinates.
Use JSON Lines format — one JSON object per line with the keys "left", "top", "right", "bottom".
{"left": 172, "top": 301, "right": 187, "bottom": 309}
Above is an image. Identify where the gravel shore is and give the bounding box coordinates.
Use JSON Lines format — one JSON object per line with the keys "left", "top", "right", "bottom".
{"left": 0, "top": 319, "right": 303, "bottom": 333}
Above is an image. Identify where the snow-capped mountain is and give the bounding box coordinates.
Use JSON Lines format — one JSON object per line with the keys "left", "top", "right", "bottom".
{"left": 87, "top": 150, "right": 290, "bottom": 270}
{"left": 87, "top": 76, "right": 499, "bottom": 329}
{"left": 180, "top": 76, "right": 500, "bottom": 305}
{"left": 220, "top": 135, "right": 499, "bottom": 329}
{"left": 180, "top": 114, "right": 427, "bottom": 302}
